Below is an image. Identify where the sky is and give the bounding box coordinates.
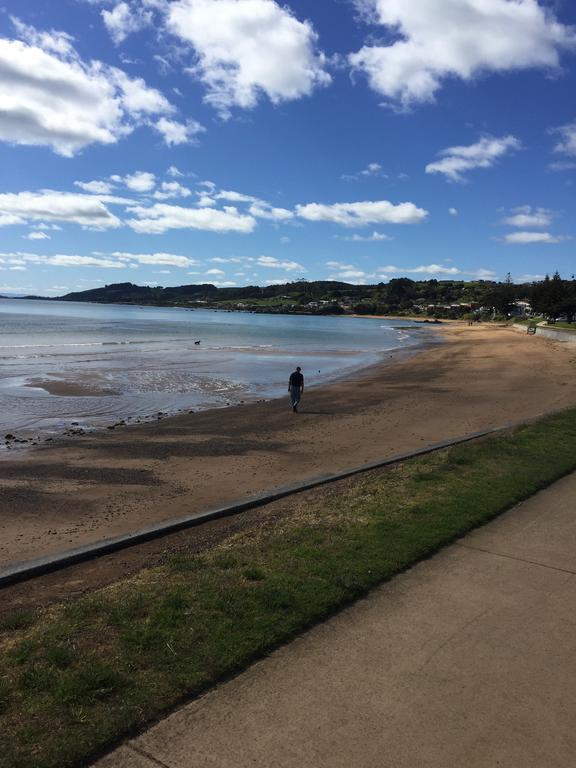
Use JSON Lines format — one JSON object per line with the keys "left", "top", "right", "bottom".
{"left": 0, "top": 0, "right": 575, "bottom": 296}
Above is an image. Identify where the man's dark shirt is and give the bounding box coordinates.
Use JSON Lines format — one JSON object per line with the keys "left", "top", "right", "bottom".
{"left": 289, "top": 371, "right": 304, "bottom": 387}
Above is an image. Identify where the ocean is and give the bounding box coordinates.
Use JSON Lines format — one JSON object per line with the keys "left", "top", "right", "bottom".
{"left": 0, "top": 298, "right": 428, "bottom": 439}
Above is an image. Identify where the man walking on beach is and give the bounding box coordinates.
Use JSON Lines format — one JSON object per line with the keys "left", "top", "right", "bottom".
{"left": 288, "top": 366, "right": 304, "bottom": 413}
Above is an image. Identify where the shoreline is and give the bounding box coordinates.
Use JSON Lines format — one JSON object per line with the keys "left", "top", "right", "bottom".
{"left": 1, "top": 327, "right": 433, "bottom": 453}
{"left": 1, "top": 322, "right": 575, "bottom": 568}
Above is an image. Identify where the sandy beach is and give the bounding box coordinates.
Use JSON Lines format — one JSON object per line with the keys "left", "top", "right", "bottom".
{"left": 1, "top": 322, "right": 575, "bottom": 569}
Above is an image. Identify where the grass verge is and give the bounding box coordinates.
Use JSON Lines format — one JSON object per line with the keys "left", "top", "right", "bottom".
{"left": 2, "top": 407, "right": 576, "bottom": 768}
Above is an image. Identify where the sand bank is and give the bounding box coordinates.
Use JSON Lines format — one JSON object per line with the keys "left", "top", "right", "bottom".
{"left": 1, "top": 323, "right": 575, "bottom": 568}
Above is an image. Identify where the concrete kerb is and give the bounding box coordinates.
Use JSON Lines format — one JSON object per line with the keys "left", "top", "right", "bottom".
{"left": 0, "top": 413, "right": 560, "bottom": 588}
{"left": 510, "top": 322, "right": 576, "bottom": 344}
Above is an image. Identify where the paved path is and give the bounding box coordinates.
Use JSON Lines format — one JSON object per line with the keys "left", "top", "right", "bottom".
{"left": 97, "top": 472, "right": 576, "bottom": 768}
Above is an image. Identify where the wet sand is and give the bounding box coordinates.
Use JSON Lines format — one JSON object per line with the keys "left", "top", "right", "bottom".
{"left": 1, "top": 323, "right": 575, "bottom": 568}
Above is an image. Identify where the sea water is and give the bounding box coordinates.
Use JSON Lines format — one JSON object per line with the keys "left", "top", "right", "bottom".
{"left": 0, "top": 298, "right": 428, "bottom": 438}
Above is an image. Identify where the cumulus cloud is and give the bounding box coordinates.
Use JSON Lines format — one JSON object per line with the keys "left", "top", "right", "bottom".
{"left": 1, "top": 249, "right": 199, "bottom": 269}
{"left": 349, "top": 0, "right": 576, "bottom": 108}
{"left": 504, "top": 231, "right": 569, "bottom": 244}
{"left": 296, "top": 199, "right": 428, "bottom": 226}
{"left": 152, "top": 182, "right": 192, "bottom": 200}
{"left": 257, "top": 255, "right": 306, "bottom": 272}
{"left": 101, "top": 2, "right": 153, "bottom": 44}
{"left": 249, "top": 203, "right": 294, "bottom": 221}
{"left": 23, "top": 231, "right": 51, "bottom": 240}
{"left": 376, "top": 263, "right": 461, "bottom": 276}
{"left": 0, "top": 191, "right": 123, "bottom": 229}
{"left": 552, "top": 121, "right": 576, "bottom": 157}
{"left": 166, "top": 0, "right": 331, "bottom": 116}
{"left": 334, "top": 270, "right": 368, "bottom": 281}
{"left": 0, "top": 19, "right": 182, "bottom": 155}
{"left": 502, "top": 206, "right": 554, "bottom": 228}
{"left": 341, "top": 162, "right": 386, "bottom": 181}
{"left": 126, "top": 203, "right": 256, "bottom": 233}
{"left": 339, "top": 231, "right": 391, "bottom": 242}
{"left": 153, "top": 117, "right": 205, "bottom": 145}
{"left": 112, "top": 171, "right": 156, "bottom": 192}
{"left": 326, "top": 261, "right": 356, "bottom": 270}
{"left": 0, "top": 251, "right": 127, "bottom": 269}
{"left": 448, "top": 207, "right": 458, "bottom": 216}
{"left": 426, "top": 136, "right": 520, "bottom": 182}
{"left": 212, "top": 190, "right": 293, "bottom": 221}
{"left": 107, "top": 251, "right": 198, "bottom": 266}
{"left": 74, "top": 180, "right": 114, "bottom": 194}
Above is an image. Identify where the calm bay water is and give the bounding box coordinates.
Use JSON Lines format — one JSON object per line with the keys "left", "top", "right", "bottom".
{"left": 0, "top": 298, "right": 427, "bottom": 437}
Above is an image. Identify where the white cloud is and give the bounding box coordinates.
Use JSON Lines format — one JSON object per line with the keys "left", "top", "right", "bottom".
{"left": 154, "top": 117, "right": 205, "bottom": 145}
{"left": 332, "top": 269, "right": 368, "bottom": 281}
{"left": 448, "top": 207, "right": 458, "bottom": 216}
{"left": 213, "top": 190, "right": 294, "bottom": 221}
{"left": 257, "top": 255, "right": 306, "bottom": 272}
{"left": 502, "top": 206, "right": 554, "bottom": 228}
{"left": 23, "top": 231, "right": 51, "bottom": 240}
{"left": 0, "top": 191, "right": 122, "bottom": 229}
{"left": 548, "top": 159, "right": 576, "bottom": 172}
{"left": 205, "top": 268, "right": 226, "bottom": 276}
{"left": 426, "top": 136, "right": 520, "bottom": 182}
{"left": 552, "top": 121, "right": 576, "bottom": 156}
{"left": 167, "top": 165, "right": 184, "bottom": 178}
{"left": 341, "top": 162, "right": 386, "bottom": 181}
{"left": 379, "top": 264, "right": 460, "bottom": 276}
{"left": 296, "top": 199, "right": 428, "bottom": 226}
{"left": 31, "top": 222, "right": 62, "bottom": 231}
{"left": 101, "top": 2, "right": 153, "bottom": 44}
{"left": 111, "top": 171, "right": 156, "bottom": 192}
{"left": 166, "top": 0, "right": 331, "bottom": 116}
{"left": 504, "top": 231, "right": 569, "bottom": 244}
{"left": 216, "top": 189, "right": 259, "bottom": 204}
{"left": 108, "top": 250, "right": 198, "bottom": 266}
{"left": 340, "top": 231, "right": 391, "bottom": 242}
{"left": 326, "top": 261, "right": 355, "bottom": 270}
{"left": 126, "top": 203, "right": 256, "bottom": 233}
{"left": 362, "top": 162, "right": 382, "bottom": 176}
{"left": 0, "top": 19, "right": 178, "bottom": 155}
{"left": 197, "top": 193, "right": 217, "bottom": 207}
{"left": 249, "top": 203, "right": 294, "bottom": 221}
{"left": 349, "top": 0, "right": 576, "bottom": 107}
{"left": 74, "top": 180, "right": 114, "bottom": 194}
{"left": 4, "top": 252, "right": 128, "bottom": 268}
{"left": 152, "top": 182, "right": 192, "bottom": 200}
{"left": 1, "top": 249, "right": 199, "bottom": 269}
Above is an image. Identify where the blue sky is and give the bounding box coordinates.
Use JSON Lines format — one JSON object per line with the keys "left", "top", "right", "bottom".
{"left": 0, "top": 0, "right": 575, "bottom": 295}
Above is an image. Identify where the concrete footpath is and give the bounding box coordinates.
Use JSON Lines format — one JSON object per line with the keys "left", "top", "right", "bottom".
{"left": 97, "top": 472, "right": 576, "bottom": 768}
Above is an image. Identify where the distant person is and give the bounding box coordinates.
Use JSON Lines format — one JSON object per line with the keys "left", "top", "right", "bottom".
{"left": 288, "top": 366, "right": 304, "bottom": 413}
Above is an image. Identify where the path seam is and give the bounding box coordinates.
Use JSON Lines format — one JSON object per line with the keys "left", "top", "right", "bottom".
{"left": 128, "top": 744, "right": 172, "bottom": 768}
{"left": 456, "top": 543, "right": 576, "bottom": 576}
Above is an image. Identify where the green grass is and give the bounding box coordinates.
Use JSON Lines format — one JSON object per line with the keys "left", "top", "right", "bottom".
{"left": 2, "top": 407, "right": 576, "bottom": 768}
{"left": 546, "top": 322, "right": 576, "bottom": 332}
{"left": 514, "top": 316, "right": 544, "bottom": 326}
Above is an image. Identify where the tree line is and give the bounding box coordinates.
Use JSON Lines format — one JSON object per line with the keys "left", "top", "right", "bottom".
{"left": 54, "top": 274, "right": 576, "bottom": 322}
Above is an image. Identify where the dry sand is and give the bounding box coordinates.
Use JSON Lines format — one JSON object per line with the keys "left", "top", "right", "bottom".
{"left": 1, "top": 323, "right": 575, "bottom": 568}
